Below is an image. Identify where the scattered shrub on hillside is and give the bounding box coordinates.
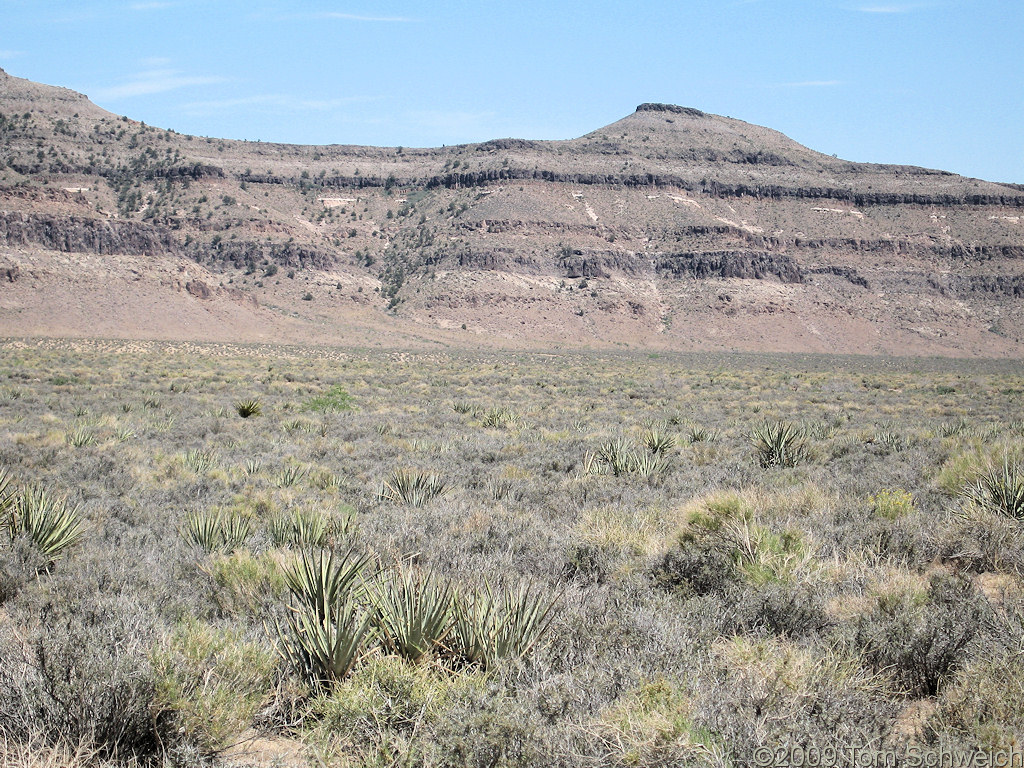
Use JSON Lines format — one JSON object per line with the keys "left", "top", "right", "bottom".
{"left": 870, "top": 488, "right": 915, "bottom": 520}
{"left": 303, "top": 385, "right": 354, "bottom": 413}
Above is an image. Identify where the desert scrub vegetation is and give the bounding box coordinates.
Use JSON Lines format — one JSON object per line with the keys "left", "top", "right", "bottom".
{"left": 2, "top": 339, "right": 1024, "bottom": 764}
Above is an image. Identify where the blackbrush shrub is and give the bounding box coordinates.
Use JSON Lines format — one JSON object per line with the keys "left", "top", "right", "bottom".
{"left": 654, "top": 537, "right": 739, "bottom": 597}
{"left": 0, "top": 590, "right": 166, "bottom": 758}
{"left": 850, "top": 573, "right": 988, "bottom": 697}
{"left": 699, "top": 636, "right": 898, "bottom": 763}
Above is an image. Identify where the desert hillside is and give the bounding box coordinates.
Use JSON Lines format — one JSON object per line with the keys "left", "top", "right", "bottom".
{"left": 1, "top": 69, "right": 1021, "bottom": 355}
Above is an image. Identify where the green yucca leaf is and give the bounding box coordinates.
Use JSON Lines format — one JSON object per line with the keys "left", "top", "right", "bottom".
{"left": 0, "top": 469, "right": 16, "bottom": 525}
{"left": 221, "top": 515, "right": 252, "bottom": 551}
{"left": 283, "top": 548, "right": 369, "bottom": 621}
{"left": 629, "top": 450, "right": 669, "bottom": 478}
{"left": 369, "top": 568, "right": 453, "bottom": 663}
{"left": 598, "top": 438, "right": 634, "bottom": 477}
{"left": 272, "top": 595, "right": 370, "bottom": 691}
{"left": 65, "top": 426, "right": 97, "bottom": 447}
{"left": 961, "top": 459, "right": 1024, "bottom": 520}
{"left": 183, "top": 449, "right": 216, "bottom": 474}
{"left": 276, "top": 465, "right": 306, "bottom": 488}
{"left": 271, "top": 508, "right": 330, "bottom": 549}
{"left": 687, "top": 425, "right": 720, "bottom": 443}
{"left": 481, "top": 407, "right": 515, "bottom": 428}
{"left": 450, "top": 582, "right": 559, "bottom": 669}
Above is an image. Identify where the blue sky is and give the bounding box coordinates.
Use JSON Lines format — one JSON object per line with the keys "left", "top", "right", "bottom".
{"left": 1, "top": 0, "right": 1022, "bottom": 182}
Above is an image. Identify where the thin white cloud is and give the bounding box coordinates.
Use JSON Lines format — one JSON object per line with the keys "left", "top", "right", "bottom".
{"left": 314, "top": 12, "right": 417, "bottom": 22}
{"left": 181, "top": 93, "right": 380, "bottom": 114}
{"left": 92, "top": 69, "right": 227, "bottom": 100}
{"left": 0, "top": 50, "right": 25, "bottom": 60}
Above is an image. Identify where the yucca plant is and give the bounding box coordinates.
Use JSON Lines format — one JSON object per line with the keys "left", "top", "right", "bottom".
{"left": 283, "top": 548, "right": 369, "bottom": 620}
{"left": 0, "top": 469, "right": 15, "bottom": 520}
{"left": 450, "top": 582, "right": 559, "bottom": 669}
{"left": 378, "top": 468, "right": 449, "bottom": 507}
{"left": 235, "top": 398, "right": 262, "bottom": 418}
{"left": 370, "top": 568, "right": 453, "bottom": 663}
{"left": 182, "top": 510, "right": 250, "bottom": 553}
{"left": 630, "top": 450, "right": 669, "bottom": 479}
{"left": 941, "top": 418, "right": 969, "bottom": 437}
{"left": 488, "top": 478, "right": 515, "bottom": 501}
{"left": 580, "top": 450, "right": 608, "bottom": 476}
{"left": 114, "top": 426, "right": 135, "bottom": 442}
{"left": 7, "top": 485, "right": 86, "bottom": 567}
{"left": 598, "top": 438, "right": 634, "bottom": 477}
{"left": 183, "top": 510, "right": 225, "bottom": 552}
{"left": 276, "top": 465, "right": 306, "bottom": 488}
{"left": 65, "top": 427, "right": 97, "bottom": 447}
{"left": 313, "top": 470, "right": 343, "bottom": 492}
{"left": 482, "top": 407, "right": 514, "bottom": 429}
{"left": 154, "top": 416, "right": 176, "bottom": 434}
{"left": 453, "top": 401, "right": 474, "bottom": 414}
{"left": 272, "top": 594, "right": 370, "bottom": 692}
{"left": 271, "top": 508, "right": 330, "bottom": 548}
{"left": 244, "top": 458, "right": 261, "bottom": 475}
{"left": 751, "top": 420, "right": 807, "bottom": 468}
{"left": 874, "top": 430, "right": 903, "bottom": 450}
{"left": 183, "top": 449, "right": 216, "bottom": 474}
{"left": 221, "top": 515, "right": 252, "bottom": 551}
{"left": 687, "top": 425, "right": 721, "bottom": 443}
{"left": 641, "top": 426, "right": 676, "bottom": 456}
{"left": 0, "top": 387, "right": 22, "bottom": 402}
{"left": 961, "top": 459, "right": 1024, "bottom": 520}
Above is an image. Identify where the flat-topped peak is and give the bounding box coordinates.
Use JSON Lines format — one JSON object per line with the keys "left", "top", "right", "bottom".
{"left": 635, "top": 103, "right": 705, "bottom": 117}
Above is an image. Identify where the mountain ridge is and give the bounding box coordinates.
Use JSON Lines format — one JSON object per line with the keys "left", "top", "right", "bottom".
{"left": 1, "top": 67, "right": 1021, "bottom": 356}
